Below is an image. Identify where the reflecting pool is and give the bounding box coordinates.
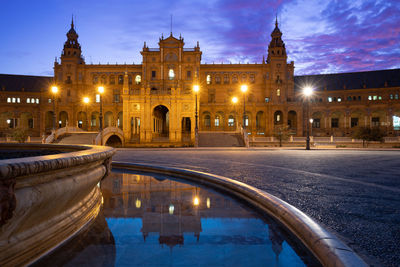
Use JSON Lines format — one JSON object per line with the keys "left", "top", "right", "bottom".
{"left": 35, "top": 170, "right": 320, "bottom": 266}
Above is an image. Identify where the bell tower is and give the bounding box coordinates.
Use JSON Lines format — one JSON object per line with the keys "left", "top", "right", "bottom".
{"left": 60, "top": 17, "right": 84, "bottom": 64}
{"left": 267, "top": 17, "right": 294, "bottom": 103}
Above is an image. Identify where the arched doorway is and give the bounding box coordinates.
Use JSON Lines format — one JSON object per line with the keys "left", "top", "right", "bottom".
{"left": 59, "top": 111, "right": 68, "bottom": 128}
{"left": 105, "top": 135, "right": 122, "bottom": 147}
{"left": 153, "top": 105, "right": 169, "bottom": 139}
{"left": 130, "top": 117, "right": 140, "bottom": 142}
{"left": 104, "top": 111, "right": 113, "bottom": 127}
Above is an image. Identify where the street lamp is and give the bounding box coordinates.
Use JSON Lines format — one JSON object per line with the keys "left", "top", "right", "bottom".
{"left": 309, "top": 118, "right": 314, "bottom": 138}
{"left": 232, "top": 96, "right": 238, "bottom": 129}
{"left": 98, "top": 86, "right": 104, "bottom": 131}
{"left": 240, "top": 84, "right": 248, "bottom": 129}
{"left": 303, "top": 86, "right": 313, "bottom": 150}
{"left": 51, "top": 86, "right": 58, "bottom": 131}
{"left": 193, "top": 85, "right": 199, "bottom": 132}
{"left": 83, "top": 97, "right": 90, "bottom": 130}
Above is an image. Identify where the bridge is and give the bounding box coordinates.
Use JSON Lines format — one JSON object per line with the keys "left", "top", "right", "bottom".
{"left": 45, "top": 126, "right": 124, "bottom": 147}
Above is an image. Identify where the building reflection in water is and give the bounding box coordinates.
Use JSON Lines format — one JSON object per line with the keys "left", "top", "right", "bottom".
{"left": 100, "top": 171, "right": 316, "bottom": 266}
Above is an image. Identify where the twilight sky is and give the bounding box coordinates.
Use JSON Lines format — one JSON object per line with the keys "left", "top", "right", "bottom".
{"left": 0, "top": 0, "right": 399, "bottom": 76}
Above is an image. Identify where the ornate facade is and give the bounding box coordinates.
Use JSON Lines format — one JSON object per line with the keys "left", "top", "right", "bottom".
{"left": 1, "top": 19, "right": 399, "bottom": 144}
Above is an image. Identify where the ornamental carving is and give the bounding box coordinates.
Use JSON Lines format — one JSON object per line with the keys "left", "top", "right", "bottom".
{"left": 0, "top": 177, "right": 16, "bottom": 227}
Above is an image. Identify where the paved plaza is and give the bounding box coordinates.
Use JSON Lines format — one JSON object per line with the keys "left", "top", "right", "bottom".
{"left": 113, "top": 148, "right": 400, "bottom": 266}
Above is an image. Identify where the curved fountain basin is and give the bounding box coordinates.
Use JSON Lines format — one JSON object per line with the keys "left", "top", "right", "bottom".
{"left": 34, "top": 170, "right": 320, "bottom": 266}
{"left": 0, "top": 144, "right": 115, "bottom": 267}
{"left": 110, "top": 162, "right": 367, "bottom": 267}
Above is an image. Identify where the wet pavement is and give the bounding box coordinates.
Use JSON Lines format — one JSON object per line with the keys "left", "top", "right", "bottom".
{"left": 114, "top": 148, "right": 400, "bottom": 267}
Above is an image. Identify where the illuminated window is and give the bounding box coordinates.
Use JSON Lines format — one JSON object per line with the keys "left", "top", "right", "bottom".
{"left": 338, "top": 97, "right": 342, "bottom": 102}
{"left": 378, "top": 96, "right": 382, "bottom": 100}
{"left": 228, "top": 116, "right": 234, "bottom": 126}
{"left": 328, "top": 97, "right": 332, "bottom": 102}
{"left": 390, "top": 94, "right": 394, "bottom": 100}
{"left": 368, "top": 95, "right": 372, "bottom": 100}
{"left": 48, "top": 98, "right": 52, "bottom": 103}
{"left": 395, "top": 94, "right": 399, "bottom": 100}
{"left": 135, "top": 75, "right": 141, "bottom": 84}
{"left": 27, "top": 98, "right": 30, "bottom": 103}
{"left": 36, "top": 98, "right": 39, "bottom": 104}
{"left": 12, "top": 97, "right": 16, "bottom": 103}
{"left": 214, "top": 115, "right": 220, "bottom": 127}
{"left": 245, "top": 115, "right": 249, "bottom": 126}
{"left": 206, "top": 74, "right": 211, "bottom": 84}
{"left": 7, "top": 97, "right": 11, "bottom": 103}
{"left": 265, "top": 97, "right": 269, "bottom": 103}
{"left": 96, "top": 94, "right": 100, "bottom": 103}
{"left": 373, "top": 95, "right": 377, "bottom": 100}
{"left": 168, "top": 69, "right": 175, "bottom": 80}
{"left": 277, "top": 114, "right": 281, "bottom": 122}
{"left": 277, "top": 89, "right": 281, "bottom": 96}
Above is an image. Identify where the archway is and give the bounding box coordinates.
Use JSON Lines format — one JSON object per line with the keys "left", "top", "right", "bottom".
{"left": 153, "top": 105, "right": 169, "bottom": 137}
{"left": 59, "top": 111, "right": 68, "bottom": 128}
{"left": 104, "top": 111, "right": 114, "bottom": 127}
{"left": 105, "top": 135, "right": 122, "bottom": 147}
{"left": 203, "top": 112, "right": 211, "bottom": 129}
{"left": 130, "top": 117, "right": 140, "bottom": 142}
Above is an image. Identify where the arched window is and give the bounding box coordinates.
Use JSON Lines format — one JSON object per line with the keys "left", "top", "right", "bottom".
{"left": 228, "top": 115, "right": 235, "bottom": 127}
{"left": 215, "top": 115, "right": 220, "bottom": 127}
{"left": 204, "top": 115, "right": 211, "bottom": 127}
{"left": 169, "top": 69, "right": 175, "bottom": 80}
{"left": 118, "top": 75, "right": 123, "bottom": 84}
{"left": 109, "top": 75, "right": 115, "bottom": 84}
{"left": 206, "top": 75, "right": 211, "bottom": 85}
{"left": 128, "top": 75, "right": 132, "bottom": 84}
{"left": 101, "top": 75, "right": 107, "bottom": 84}
{"left": 277, "top": 89, "right": 281, "bottom": 96}
{"left": 135, "top": 75, "right": 141, "bottom": 84}
{"left": 92, "top": 75, "right": 98, "bottom": 85}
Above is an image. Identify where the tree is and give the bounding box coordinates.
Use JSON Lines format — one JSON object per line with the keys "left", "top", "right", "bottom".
{"left": 11, "top": 128, "right": 28, "bottom": 143}
{"left": 273, "top": 125, "right": 291, "bottom": 147}
{"left": 352, "top": 127, "right": 386, "bottom": 147}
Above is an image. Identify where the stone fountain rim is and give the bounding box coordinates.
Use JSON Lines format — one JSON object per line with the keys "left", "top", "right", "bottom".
{"left": 111, "top": 161, "right": 367, "bottom": 267}
{"left": 0, "top": 143, "right": 115, "bottom": 179}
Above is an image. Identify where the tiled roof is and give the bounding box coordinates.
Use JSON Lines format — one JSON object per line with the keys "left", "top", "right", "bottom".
{"left": 294, "top": 68, "right": 400, "bottom": 92}
{"left": 0, "top": 74, "right": 53, "bottom": 92}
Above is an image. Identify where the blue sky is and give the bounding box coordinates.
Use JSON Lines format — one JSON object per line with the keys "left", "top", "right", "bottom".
{"left": 0, "top": 0, "right": 399, "bottom": 76}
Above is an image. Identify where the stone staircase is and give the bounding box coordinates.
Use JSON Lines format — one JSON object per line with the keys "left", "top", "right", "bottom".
{"left": 198, "top": 132, "right": 245, "bottom": 147}
{"left": 55, "top": 132, "right": 98, "bottom": 145}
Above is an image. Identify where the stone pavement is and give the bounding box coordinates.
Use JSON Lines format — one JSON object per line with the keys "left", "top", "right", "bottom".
{"left": 113, "top": 148, "right": 400, "bottom": 267}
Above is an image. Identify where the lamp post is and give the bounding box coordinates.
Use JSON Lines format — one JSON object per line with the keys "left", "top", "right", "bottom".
{"left": 83, "top": 97, "right": 90, "bottom": 130}
{"left": 193, "top": 85, "right": 199, "bottom": 147}
{"left": 232, "top": 96, "right": 238, "bottom": 129}
{"left": 51, "top": 86, "right": 58, "bottom": 132}
{"left": 309, "top": 118, "right": 314, "bottom": 138}
{"left": 303, "top": 86, "right": 313, "bottom": 150}
{"left": 240, "top": 85, "right": 248, "bottom": 129}
{"left": 98, "top": 86, "right": 104, "bottom": 131}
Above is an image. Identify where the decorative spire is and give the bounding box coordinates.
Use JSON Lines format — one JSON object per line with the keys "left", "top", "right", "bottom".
{"left": 71, "top": 15, "right": 74, "bottom": 29}
{"left": 275, "top": 14, "right": 278, "bottom": 27}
